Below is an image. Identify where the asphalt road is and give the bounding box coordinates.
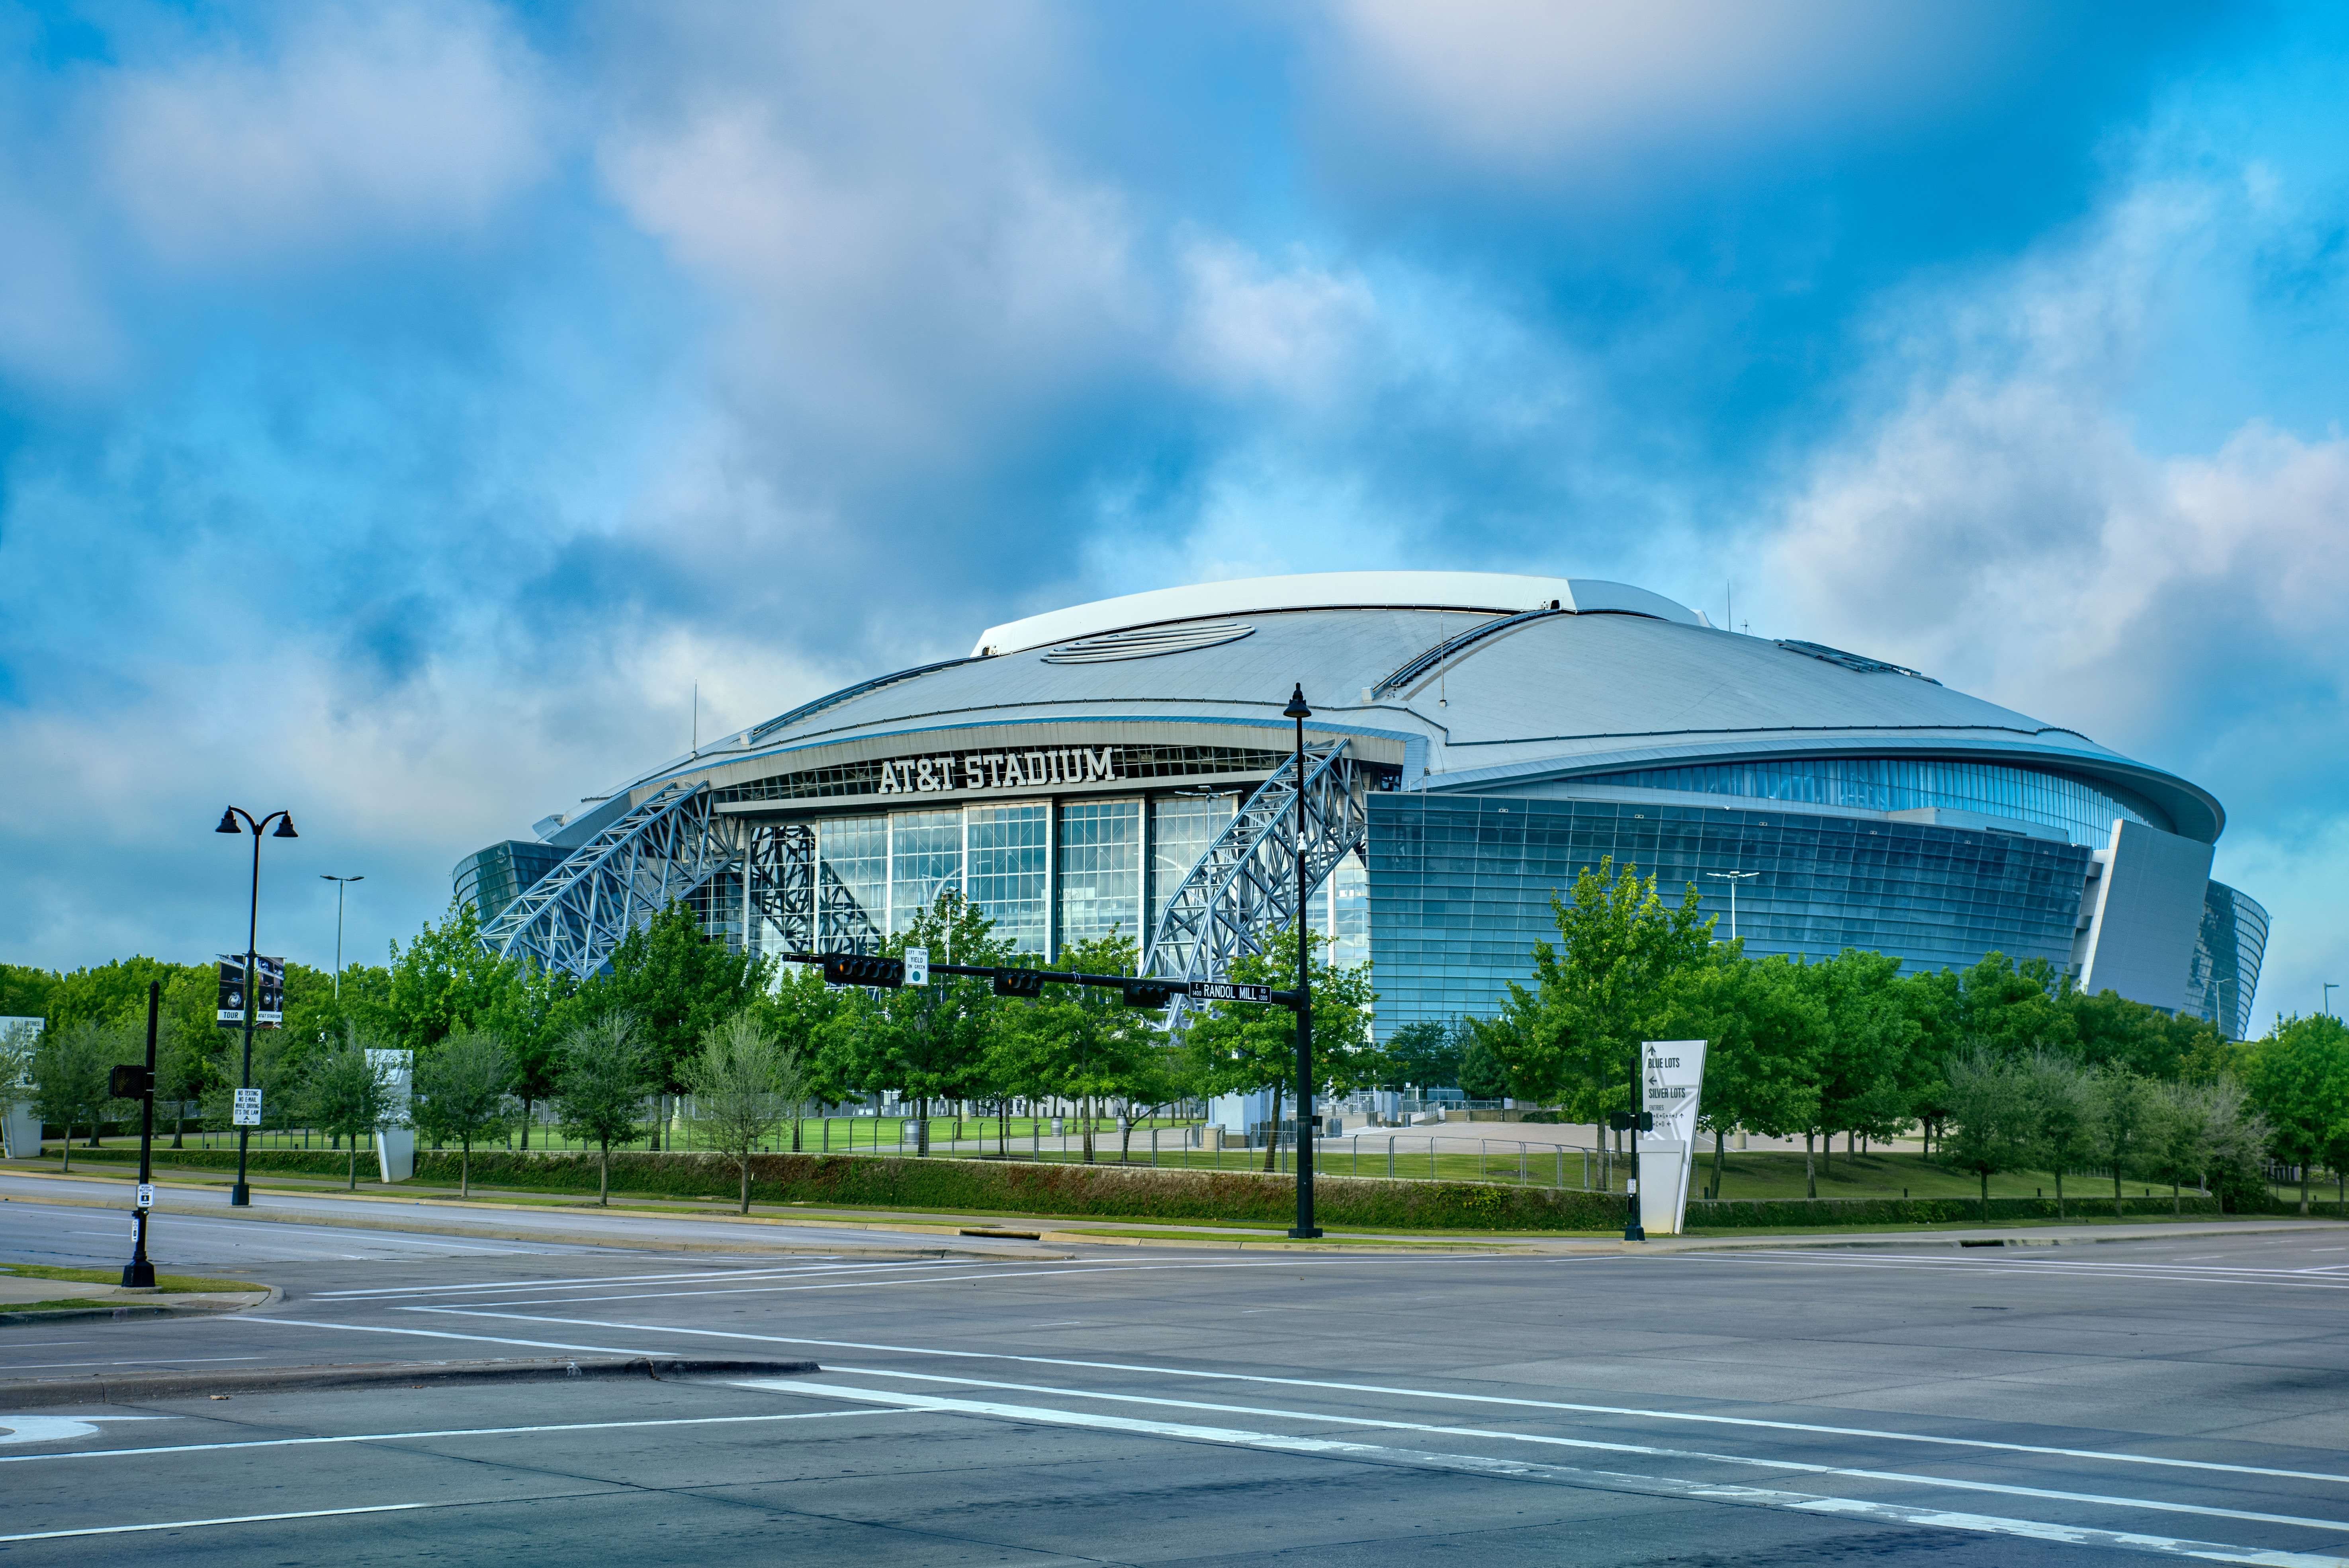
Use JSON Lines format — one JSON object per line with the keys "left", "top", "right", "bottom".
{"left": 4, "top": 1196, "right": 2348, "bottom": 1564}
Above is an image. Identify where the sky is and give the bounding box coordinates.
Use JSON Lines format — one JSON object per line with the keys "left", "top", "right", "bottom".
{"left": 2, "top": 0, "right": 2344, "bottom": 1027}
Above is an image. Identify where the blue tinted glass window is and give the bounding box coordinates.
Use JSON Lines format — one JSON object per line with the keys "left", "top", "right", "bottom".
{"left": 967, "top": 803, "right": 1049, "bottom": 954}
{"left": 818, "top": 815, "right": 887, "bottom": 946}
{"left": 1148, "top": 793, "right": 1234, "bottom": 942}
{"left": 1059, "top": 799, "right": 1142, "bottom": 954}
{"left": 889, "top": 810, "right": 963, "bottom": 934}
{"left": 1579, "top": 759, "right": 2151, "bottom": 846}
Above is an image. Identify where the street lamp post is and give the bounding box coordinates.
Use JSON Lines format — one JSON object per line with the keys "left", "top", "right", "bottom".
{"left": 321, "top": 875, "right": 363, "bottom": 997}
{"left": 217, "top": 806, "right": 297, "bottom": 1207}
{"left": 1704, "top": 870, "right": 1757, "bottom": 942}
{"left": 2326, "top": 983, "right": 2339, "bottom": 1019}
{"left": 1284, "top": 683, "right": 1320, "bottom": 1240}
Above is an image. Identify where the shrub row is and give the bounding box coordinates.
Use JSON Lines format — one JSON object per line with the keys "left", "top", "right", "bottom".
{"left": 54, "top": 1145, "right": 2322, "bottom": 1226}
{"left": 1683, "top": 1193, "right": 2225, "bottom": 1228}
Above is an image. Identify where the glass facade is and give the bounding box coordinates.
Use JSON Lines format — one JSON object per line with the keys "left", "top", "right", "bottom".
{"left": 1367, "top": 793, "right": 2094, "bottom": 1038}
{"left": 1578, "top": 759, "right": 2154, "bottom": 847}
{"left": 452, "top": 840, "right": 565, "bottom": 925}
{"left": 1057, "top": 799, "right": 1143, "bottom": 950}
{"left": 817, "top": 814, "right": 888, "bottom": 948}
{"left": 966, "top": 802, "right": 1050, "bottom": 953}
{"left": 1148, "top": 793, "right": 1236, "bottom": 940}
{"left": 1329, "top": 851, "right": 1370, "bottom": 969}
{"left": 2184, "top": 879, "right": 2269, "bottom": 1039}
{"left": 888, "top": 810, "right": 964, "bottom": 934}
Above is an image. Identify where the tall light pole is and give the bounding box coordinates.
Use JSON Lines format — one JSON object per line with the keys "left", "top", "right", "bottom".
{"left": 321, "top": 875, "right": 363, "bottom": 997}
{"left": 1705, "top": 870, "right": 1757, "bottom": 942}
{"left": 217, "top": 806, "right": 297, "bottom": 1207}
{"left": 2327, "top": 983, "right": 2340, "bottom": 1019}
{"left": 1284, "top": 682, "right": 1320, "bottom": 1240}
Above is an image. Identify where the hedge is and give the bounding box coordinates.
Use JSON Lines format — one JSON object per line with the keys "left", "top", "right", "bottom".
{"left": 1683, "top": 1193, "right": 2226, "bottom": 1228}
{"left": 46, "top": 1146, "right": 2317, "bottom": 1226}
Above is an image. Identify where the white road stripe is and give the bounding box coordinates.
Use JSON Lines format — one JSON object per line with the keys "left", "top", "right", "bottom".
{"left": 1692, "top": 1253, "right": 2349, "bottom": 1290}
{"left": 0, "top": 1503, "right": 434, "bottom": 1542}
{"left": 732, "top": 1380, "right": 2349, "bottom": 1568}
{"left": 410, "top": 1309, "right": 2349, "bottom": 1489}
{"left": 802, "top": 1368, "right": 2349, "bottom": 1535}
{"left": 311, "top": 1263, "right": 900, "bottom": 1299}
{"left": 0, "top": 1408, "right": 898, "bottom": 1464}
{"left": 245, "top": 1318, "right": 657, "bottom": 1356}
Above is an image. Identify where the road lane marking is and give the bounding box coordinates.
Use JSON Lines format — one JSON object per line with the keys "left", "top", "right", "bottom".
{"left": 0, "top": 1503, "right": 438, "bottom": 1542}
{"left": 245, "top": 1319, "right": 659, "bottom": 1356}
{"left": 413, "top": 1310, "right": 2349, "bottom": 1489}
{"left": 732, "top": 1380, "right": 2349, "bottom": 1568}
{"left": 798, "top": 1368, "right": 2349, "bottom": 1535}
{"left": 0, "top": 1408, "right": 900, "bottom": 1464}
{"left": 310, "top": 1263, "right": 900, "bottom": 1299}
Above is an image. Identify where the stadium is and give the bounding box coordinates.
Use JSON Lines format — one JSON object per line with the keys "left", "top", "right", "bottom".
{"left": 455, "top": 571, "right": 2267, "bottom": 1038}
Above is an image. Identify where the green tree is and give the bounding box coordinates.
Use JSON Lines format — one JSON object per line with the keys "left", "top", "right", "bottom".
{"left": 685, "top": 1008, "right": 807, "bottom": 1212}
{"left": 554, "top": 1013, "right": 652, "bottom": 1205}
{"left": 1182, "top": 927, "right": 1375, "bottom": 1171}
{"left": 31, "top": 1019, "right": 118, "bottom": 1167}
{"left": 1956, "top": 953, "right": 2076, "bottom": 1056}
{"left": 1384, "top": 1018, "right": 1467, "bottom": 1090}
{"left": 825, "top": 893, "right": 1011, "bottom": 1138}
{"left": 760, "top": 963, "right": 842, "bottom": 1149}
{"left": 2028, "top": 1051, "right": 2104, "bottom": 1219}
{"left": 2094, "top": 1067, "right": 2162, "bottom": 1220}
{"left": 297, "top": 1026, "right": 399, "bottom": 1190}
{"left": 410, "top": 1028, "right": 516, "bottom": 1197}
{"left": 371, "top": 900, "right": 536, "bottom": 1058}
{"left": 0, "top": 962, "right": 59, "bottom": 1024}
{"left": 1488, "top": 856, "right": 1713, "bottom": 1124}
{"left": 1941, "top": 1048, "right": 2039, "bottom": 1220}
{"left": 1457, "top": 1028, "right": 1511, "bottom": 1100}
{"left": 1666, "top": 950, "right": 1824, "bottom": 1199}
{"left": 564, "top": 901, "right": 773, "bottom": 1117}
{"left": 2150, "top": 1075, "right": 2269, "bottom": 1213}
{"left": 1803, "top": 948, "right": 1921, "bottom": 1171}
{"left": 2244, "top": 1014, "right": 2349, "bottom": 1215}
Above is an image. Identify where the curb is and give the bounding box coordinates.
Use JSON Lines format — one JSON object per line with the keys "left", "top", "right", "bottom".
{"left": 0, "top": 1283, "right": 280, "bottom": 1327}
{"left": 0, "top": 1187, "right": 1069, "bottom": 1263}
{"left": 0, "top": 1356, "right": 821, "bottom": 1409}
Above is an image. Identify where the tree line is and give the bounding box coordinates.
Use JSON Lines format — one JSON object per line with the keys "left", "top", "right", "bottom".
{"left": 9, "top": 856, "right": 2343, "bottom": 1212}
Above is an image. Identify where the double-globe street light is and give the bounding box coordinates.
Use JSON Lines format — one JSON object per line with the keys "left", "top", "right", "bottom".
{"left": 216, "top": 806, "right": 297, "bottom": 1206}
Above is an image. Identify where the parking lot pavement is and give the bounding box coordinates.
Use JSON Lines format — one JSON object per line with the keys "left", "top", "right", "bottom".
{"left": 5, "top": 1198, "right": 2349, "bottom": 1563}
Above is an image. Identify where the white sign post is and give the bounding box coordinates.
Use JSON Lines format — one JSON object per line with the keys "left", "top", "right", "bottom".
{"left": 231, "top": 1088, "right": 263, "bottom": 1127}
{"left": 368, "top": 1050, "right": 415, "bottom": 1182}
{"left": 904, "top": 947, "right": 929, "bottom": 987}
{"left": 1638, "top": 1040, "right": 1707, "bottom": 1236}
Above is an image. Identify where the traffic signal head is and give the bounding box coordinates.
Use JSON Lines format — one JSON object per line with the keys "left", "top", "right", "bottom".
{"left": 1605, "top": 1110, "right": 1653, "bottom": 1132}
{"left": 109, "top": 1064, "right": 155, "bottom": 1099}
{"left": 1121, "top": 979, "right": 1175, "bottom": 1010}
{"left": 821, "top": 954, "right": 906, "bottom": 988}
{"left": 992, "top": 969, "right": 1045, "bottom": 999}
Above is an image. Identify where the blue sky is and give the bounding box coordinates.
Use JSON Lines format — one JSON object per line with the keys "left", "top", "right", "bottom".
{"left": 2, "top": 0, "right": 2343, "bottom": 1026}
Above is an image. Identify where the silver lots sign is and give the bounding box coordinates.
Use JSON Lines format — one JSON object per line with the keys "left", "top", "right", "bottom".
{"left": 877, "top": 746, "right": 1121, "bottom": 795}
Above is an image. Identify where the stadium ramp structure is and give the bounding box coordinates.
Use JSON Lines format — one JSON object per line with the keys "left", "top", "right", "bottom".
{"left": 483, "top": 781, "right": 736, "bottom": 979}
{"left": 1143, "top": 740, "right": 1369, "bottom": 1033}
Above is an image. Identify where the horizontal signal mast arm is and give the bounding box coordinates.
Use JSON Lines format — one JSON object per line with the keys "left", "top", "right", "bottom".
{"left": 778, "top": 954, "right": 1301, "bottom": 1009}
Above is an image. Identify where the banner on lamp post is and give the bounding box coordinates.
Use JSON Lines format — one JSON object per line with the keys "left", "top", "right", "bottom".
{"left": 215, "top": 956, "right": 286, "bottom": 1025}
{"left": 1638, "top": 1040, "right": 1707, "bottom": 1236}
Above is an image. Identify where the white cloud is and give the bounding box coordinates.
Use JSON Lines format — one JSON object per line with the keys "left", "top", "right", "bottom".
{"left": 1172, "top": 239, "right": 1379, "bottom": 404}
{"left": 98, "top": 0, "right": 552, "bottom": 265}
{"left": 1321, "top": 0, "right": 1996, "bottom": 170}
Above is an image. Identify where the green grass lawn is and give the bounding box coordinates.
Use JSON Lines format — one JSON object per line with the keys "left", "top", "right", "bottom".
{"left": 0, "top": 1263, "right": 260, "bottom": 1292}
{"left": 1696, "top": 1148, "right": 2203, "bottom": 1205}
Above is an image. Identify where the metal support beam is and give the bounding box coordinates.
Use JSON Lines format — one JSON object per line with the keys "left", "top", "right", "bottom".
{"left": 483, "top": 782, "right": 736, "bottom": 978}
{"left": 1143, "top": 740, "right": 1367, "bottom": 1032}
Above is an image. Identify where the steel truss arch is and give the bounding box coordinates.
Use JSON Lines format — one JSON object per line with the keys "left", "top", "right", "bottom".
{"left": 1144, "top": 740, "right": 1369, "bottom": 1032}
{"left": 483, "top": 782, "right": 739, "bottom": 978}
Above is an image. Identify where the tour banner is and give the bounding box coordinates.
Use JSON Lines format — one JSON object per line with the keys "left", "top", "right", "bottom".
{"left": 1639, "top": 1039, "right": 1709, "bottom": 1236}
{"left": 217, "top": 956, "right": 287, "bottom": 1025}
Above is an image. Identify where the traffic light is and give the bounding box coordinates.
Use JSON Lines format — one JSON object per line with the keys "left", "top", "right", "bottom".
{"left": 992, "top": 969, "right": 1046, "bottom": 999}
{"left": 1121, "top": 979, "right": 1175, "bottom": 1010}
{"left": 1605, "top": 1110, "right": 1653, "bottom": 1132}
{"left": 109, "top": 1064, "right": 155, "bottom": 1099}
{"left": 821, "top": 954, "right": 906, "bottom": 988}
